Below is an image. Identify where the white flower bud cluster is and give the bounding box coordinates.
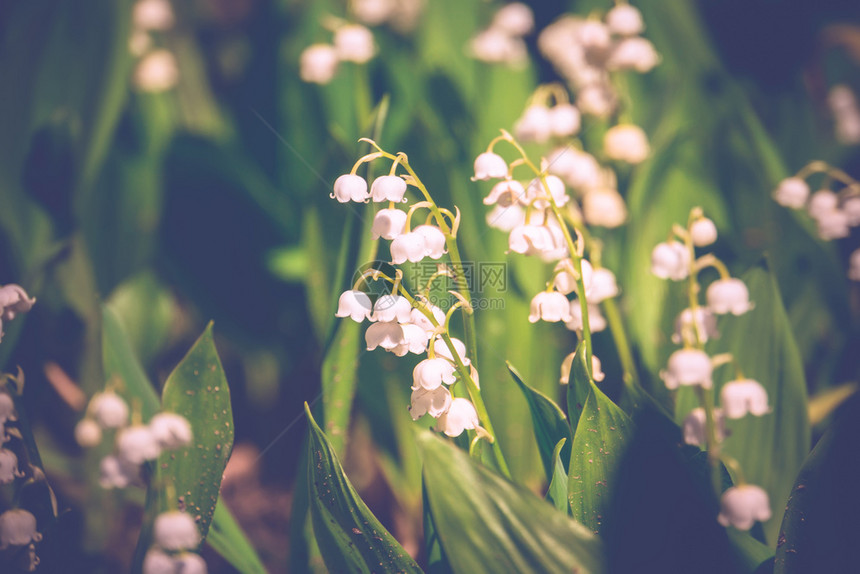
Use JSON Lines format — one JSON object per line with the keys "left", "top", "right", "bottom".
{"left": 77, "top": 391, "right": 193, "bottom": 490}
{"left": 143, "top": 510, "right": 207, "bottom": 574}
{"left": 299, "top": 23, "right": 376, "bottom": 85}
{"left": 537, "top": 4, "right": 658, "bottom": 119}
{"left": 467, "top": 3, "right": 533, "bottom": 67}
{"left": 771, "top": 163, "right": 860, "bottom": 280}
{"left": 129, "top": 0, "right": 179, "bottom": 92}
{"left": 0, "top": 283, "right": 36, "bottom": 344}
{"left": 828, "top": 85, "right": 860, "bottom": 146}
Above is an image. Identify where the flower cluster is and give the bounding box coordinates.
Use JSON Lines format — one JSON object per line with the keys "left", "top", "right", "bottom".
{"left": 130, "top": 0, "right": 179, "bottom": 93}
{"left": 75, "top": 390, "right": 192, "bottom": 490}
{"left": 772, "top": 161, "right": 860, "bottom": 280}
{"left": 0, "top": 284, "right": 36, "bottom": 344}
{"left": 468, "top": 3, "right": 533, "bottom": 67}
{"left": 0, "top": 508, "right": 43, "bottom": 572}
{"left": 652, "top": 208, "right": 771, "bottom": 531}
{"left": 331, "top": 142, "right": 484, "bottom": 438}
{"left": 300, "top": 22, "right": 376, "bottom": 85}
{"left": 538, "top": 3, "right": 658, "bottom": 118}
{"left": 350, "top": 0, "right": 425, "bottom": 33}
{"left": 142, "top": 510, "right": 207, "bottom": 574}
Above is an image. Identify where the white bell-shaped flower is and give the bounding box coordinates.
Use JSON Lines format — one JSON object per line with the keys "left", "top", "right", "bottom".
{"left": 331, "top": 174, "right": 369, "bottom": 203}
{"left": 582, "top": 189, "right": 627, "bottom": 228}
{"left": 118, "top": 425, "right": 161, "bottom": 465}
{"left": 99, "top": 455, "right": 137, "bottom": 489}
{"left": 486, "top": 204, "right": 526, "bottom": 232}
{"left": 175, "top": 553, "right": 208, "bottom": 574}
{"left": 491, "top": 2, "right": 534, "bottom": 36}
{"left": 549, "top": 103, "right": 581, "bottom": 137}
{"left": 0, "top": 284, "right": 36, "bottom": 322}
{"left": 0, "top": 392, "right": 16, "bottom": 423}
{"left": 412, "top": 358, "right": 457, "bottom": 390}
{"left": 606, "top": 4, "right": 644, "bottom": 36}
{"left": 484, "top": 180, "right": 526, "bottom": 207}
{"left": 589, "top": 268, "right": 619, "bottom": 303}
{"left": 0, "top": 449, "right": 22, "bottom": 484}
{"left": 526, "top": 175, "right": 569, "bottom": 208}
{"left": 299, "top": 44, "right": 339, "bottom": 84}
{"left": 414, "top": 225, "right": 446, "bottom": 259}
{"left": 154, "top": 510, "right": 201, "bottom": 551}
{"left": 720, "top": 379, "right": 769, "bottom": 418}
{"left": 816, "top": 209, "right": 850, "bottom": 240}
{"left": 432, "top": 337, "right": 470, "bottom": 367}
{"left": 807, "top": 189, "right": 838, "bottom": 219}
{"left": 370, "top": 175, "right": 407, "bottom": 203}
{"left": 607, "top": 37, "right": 659, "bottom": 73}
{"left": 842, "top": 196, "right": 860, "bottom": 226}
{"left": 143, "top": 549, "right": 176, "bottom": 574}
{"left": 335, "top": 290, "right": 373, "bottom": 322}
{"left": 565, "top": 301, "right": 606, "bottom": 332}
{"left": 352, "top": 0, "right": 396, "bottom": 25}
{"left": 134, "top": 50, "right": 179, "bottom": 93}
{"left": 371, "top": 208, "right": 407, "bottom": 240}
{"left": 604, "top": 124, "right": 650, "bottom": 164}
{"left": 508, "top": 224, "right": 554, "bottom": 255}
{"left": 515, "top": 106, "right": 553, "bottom": 143}
{"left": 772, "top": 177, "right": 810, "bottom": 209}
{"left": 370, "top": 294, "right": 412, "bottom": 323}
{"left": 553, "top": 259, "right": 594, "bottom": 296}
{"left": 410, "top": 386, "right": 452, "bottom": 420}
{"left": 660, "top": 349, "right": 713, "bottom": 389}
{"left": 717, "top": 485, "right": 771, "bottom": 531}
{"left": 409, "top": 305, "right": 446, "bottom": 333}
{"left": 472, "top": 152, "right": 508, "bottom": 181}
{"left": 706, "top": 278, "right": 752, "bottom": 315}
{"left": 390, "top": 232, "right": 427, "bottom": 264}
{"left": 435, "top": 398, "right": 479, "bottom": 437}
{"left": 90, "top": 391, "right": 129, "bottom": 429}
{"left": 528, "top": 291, "right": 573, "bottom": 323}
{"left": 333, "top": 24, "right": 375, "bottom": 63}
{"left": 672, "top": 307, "right": 719, "bottom": 344}
{"left": 0, "top": 509, "right": 42, "bottom": 550}
{"left": 547, "top": 148, "right": 601, "bottom": 191}
{"left": 577, "top": 84, "right": 615, "bottom": 118}
{"left": 74, "top": 419, "right": 103, "bottom": 447}
{"left": 391, "top": 324, "right": 430, "bottom": 356}
{"left": 650, "top": 241, "right": 689, "bottom": 280}
{"left": 365, "top": 322, "right": 406, "bottom": 351}
{"left": 469, "top": 28, "right": 527, "bottom": 65}
{"left": 133, "top": 0, "right": 175, "bottom": 31}
{"left": 537, "top": 223, "right": 569, "bottom": 262}
{"left": 682, "top": 407, "right": 726, "bottom": 446}
{"left": 576, "top": 20, "right": 611, "bottom": 53}
{"left": 591, "top": 354, "right": 606, "bottom": 382}
{"left": 850, "top": 249, "right": 860, "bottom": 281}
{"left": 149, "top": 412, "right": 193, "bottom": 449}
{"left": 691, "top": 217, "right": 718, "bottom": 247}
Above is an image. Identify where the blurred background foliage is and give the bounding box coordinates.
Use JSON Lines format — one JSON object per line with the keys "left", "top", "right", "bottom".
{"left": 1, "top": 0, "right": 859, "bottom": 571}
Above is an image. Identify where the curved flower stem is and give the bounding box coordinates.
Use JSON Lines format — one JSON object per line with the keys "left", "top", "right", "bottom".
{"left": 696, "top": 385, "right": 724, "bottom": 498}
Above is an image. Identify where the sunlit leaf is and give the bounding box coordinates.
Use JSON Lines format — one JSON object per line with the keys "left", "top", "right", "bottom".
{"left": 546, "top": 438, "right": 570, "bottom": 515}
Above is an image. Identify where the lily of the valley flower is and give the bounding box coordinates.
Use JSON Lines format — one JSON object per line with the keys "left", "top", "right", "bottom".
{"left": 717, "top": 485, "right": 771, "bottom": 531}
{"left": 0, "top": 509, "right": 42, "bottom": 550}
{"left": 651, "top": 241, "right": 689, "bottom": 280}
{"left": 559, "top": 352, "right": 605, "bottom": 383}
{"left": 365, "top": 322, "right": 405, "bottom": 351}
{"left": 333, "top": 24, "right": 376, "bottom": 63}
{"left": 553, "top": 259, "right": 594, "bottom": 296}
{"left": 370, "top": 175, "right": 407, "bottom": 202}
{"left": 582, "top": 188, "right": 627, "bottom": 228}
{"left": 660, "top": 349, "right": 713, "bottom": 389}
{"left": 153, "top": 510, "right": 201, "bottom": 551}
{"left": 515, "top": 106, "right": 552, "bottom": 143}
{"left": 412, "top": 358, "right": 457, "bottom": 390}
{"left": 508, "top": 224, "right": 555, "bottom": 255}
{"left": 331, "top": 174, "right": 369, "bottom": 203}
{"left": 0, "top": 449, "right": 23, "bottom": 484}
{"left": 117, "top": 425, "right": 161, "bottom": 465}
{"left": 74, "top": 419, "right": 103, "bottom": 447}
{"left": 607, "top": 37, "right": 659, "bottom": 73}
{"left": 0, "top": 284, "right": 36, "bottom": 322}
{"left": 589, "top": 268, "right": 619, "bottom": 302}
{"left": 546, "top": 148, "right": 601, "bottom": 191}
{"left": 435, "top": 398, "right": 480, "bottom": 437}
{"left": 565, "top": 301, "right": 606, "bottom": 332}
{"left": 690, "top": 217, "right": 718, "bottom": 247}
{"left": 414, "top": 225, "right": 446, "bottom": 259}
{"left": 681, "top": 407, "right": 726, "bottom": 447}
{"left": 371, "top": 208, "right": 408, "bottom": 240}
{"left": 606, "top": 4, "right": 644, "bottom": 36}
{"left": 808, "top": 189, "right": 838, "bottom": 219}
{"left": 672, "top": 307, "right": 719, "bottom": 344}
{"left": 390, "top": 232, "right": 427, "bottom": 264}
{"left": 409, "top": 305, "right": 446, "bottom": 333}
{"left": 484, "top": 180, "right": 526, "bottom": 207}
{"left": 432, "top": 337, "right": 470, "bottom": 367}
{"left": 772, "top": 177, "right": 810, "bottom": 209}
{"left": 604, "top": 124, "right": 650, "bottom": 164}
{"left": 528, "top": 291, "right": 573, "bottom": 323}
{"left": 550, "top": 103, "right": 581, "bottom": 137}
{"left": 720, "top": 379, "right": 769, "bottom": 419}
{"left": 390, "top": 324, "right": 430, "bottom": 356}
{"left": 409, "top": 386, "right": 452, "bottom": 420}
{"left": 90, "top": 392, "right": 129, "bottom": 429}
{"left": 99, "top": 455, "right": 137, "bottom": 489}
{"left": 144, "top": 549, "right": 208, "bottom": 574}
{"left": 472, "top": 152, "right": 508, "bottom": 181}
{"left": 149, "top": 412, "right": 193, "bottom": 449}
{"left": 706, "top": 278, "right": 752, "bottom": 316}
{"left": 485, "top": 204, "right": 526, "bottom": 232}
{"left": 526, "top": 175, "right": 570, "bottom": 208}
{"left": 335, "top": 290, "right": 373, "bottom": 322}
{"left": 370, "top": 294, "right": 412, "bottom": 323}
{"left": 299, "top": 44, "right": 339, "bottom": 84}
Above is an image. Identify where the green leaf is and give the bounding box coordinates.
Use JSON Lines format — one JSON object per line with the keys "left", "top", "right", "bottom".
{"left": 102, "top": 306, "right": 160, "bottom": 419}
{"left": 420, "top": 431, "right": 604, "bottom": 574}
{"left": 546, "top": 438, "right": 570, "bottom": 515}
{"left": 207, "top": 504, "right": 268, "bottom": 574}
{"left": 508, "top": 362, "right": 572, "bottom": 480}
{"left": 568, "top": 382, "right": 634, "bottom": 533}
{"left": 566, "top": 341, "right": 593, "bottom": 430}
{"left": 774, "top": 394, "right": 860, "bottom": 573}
{"left": 305, "top": 404, "right": 423, "bottom": 574}
{"left": 709, "top": 266, "right": 810, "bottom": 545}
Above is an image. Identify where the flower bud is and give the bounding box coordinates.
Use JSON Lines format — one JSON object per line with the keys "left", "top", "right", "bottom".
{"left": 410, "top": 386, "right": 452, "bottom": 420}
{"left": 133, "top": 0, "right": 175, "bottom": 31}
{"left": 435, "top": 398, "right": 479, "bottom": 437}
{"left": 691, "top": 217, "right": 718, "bottom": 247}
{"left": 370, "top": 175, "right": 407, "bottom": 202}
{"left": 472, "top": 152, "right": 508, "bottom": 181}
{"left": 370, "top": 294, "right": 412, "bottom": 323}
{"left": 149, "top": 412, "right": 193, "bottom": 449}
{"left": 660, "top": 349, "right": 712, "bottom": 389}
{"left": 0, "top": 509, "right": 42, "bottom": 550}
{"left": 390, "top": 232, "right": 427, "bottom": 264}
{"left": 606, "top": 4, "right": 644, "bottom": 36}
{"left": 134, "top": 50, "right": 179, "bottom": 93}
{"left": 772, "top": 177, "right": 810, "bottom": 209}
{"left": 300, "top": 44, "right": 339, "bottom": 84}
{"left": 650, "top": 241, "right": 689, "bottom": 280}
{"left": 528, "top": 291, "right": 573, "bottom": 323}
{"left": 582, "top": 189, "right": 627, "bottom": 228}
{"left": 331, "top": 174, "right": 369, "bottom": 203}
{"left": 154, "top": 510, "right": 201, "bottom": 551}
{"left": 720, "top": 379, "right": 769, "bottom": 418}
{"left": 0, "top": 449, "right": 22, "bottom": 484}
{"left": 491, "top": 2, "right": 534, "bottom": 36}
{"left": 717, "top": 485, "right": 771, "bottom": 531}
{"left": 371, "top": 208, "right": 407, "bottom": 240}
{"left": 549, "top": 103, "right": 581, "bottom": 137}
{"left": 335, "top": 290, "right": 373, "bottom": 322}
{"left": 75, "top": 419, "right": 103, "bottom": 448}
{"left": 604, "top": 124, "right": 650, "bottom": 164}
{"left": 90, "top": 392, "right": 129, "bottom": 429}
{"left": 334, "top": 24, "right": 375, "bottom": 63}
{"left": 706, "top": 278, "right": 752, "bottom": 316}
{"left": 365, "top": 322, "right": 405, "bottom": 351}
{"left": 117, "top": 425, "right": 161, "bottom": 465}
{"left": 413, "top": 358, "right": 457, "bottom": 391}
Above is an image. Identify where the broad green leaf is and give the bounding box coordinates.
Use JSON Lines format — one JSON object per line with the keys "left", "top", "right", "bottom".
{"left": 808, "top": 383, "right": 857, "bottom": 427}
{"left": 774, "top": 394, "right": 860, "bottom": 573}
{"left": 710, "top": 267, "right": 810, "bottom": 545}
{"left": 305, "top": 405, "right": 422, "bottom": 574}
{"left": 566, "top": 341, "right": 593, "bottom": 430}
{"left": 546, "top": 439, "right": 570, "bottom": 515}
{"left": 568, "top": 382, "right": 634, "bottom": 533}
{"left": 420, "top": 431, "right": 604, "bottom": 574}
{"left": 102, "top": 306, "right": 160, "bottom": 419}
{"left": 509, "top": 362, "right": 572, "bottom": 480}
{"left": 303, "top": 206, "right": 333, "bottom": 342}
{"left": 207, "top": 504, "right": 268, "bottom": 574}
